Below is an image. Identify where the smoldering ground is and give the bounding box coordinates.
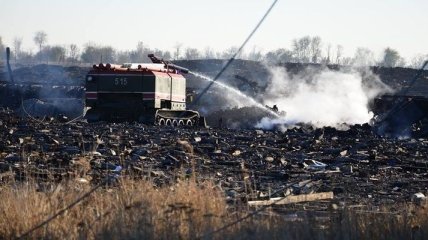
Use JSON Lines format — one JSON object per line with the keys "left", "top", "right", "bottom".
{"left": 0, "top": 64, "right": 85, "bottom": 118}
{"left": 256, "top": 66, "right": 393, "bottom": 130}
{"left": 192, "top": 64, "right": 392, "bottom": 130}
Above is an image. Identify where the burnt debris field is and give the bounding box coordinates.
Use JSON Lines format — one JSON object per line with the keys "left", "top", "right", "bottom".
{"left": 0, "top": 61, "right": 428, "bottom": 239}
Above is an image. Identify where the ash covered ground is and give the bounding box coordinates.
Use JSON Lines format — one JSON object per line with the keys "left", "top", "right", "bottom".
{"left": 0, "top": 109, "right": 427, "bottom": 208}
{"left": 0, "top": 60, "right": 427, "bottom": 208}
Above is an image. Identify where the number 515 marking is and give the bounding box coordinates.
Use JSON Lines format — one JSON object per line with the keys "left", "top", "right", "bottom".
{"left": 114, "top": 78, "right": 128, "bottom": 86}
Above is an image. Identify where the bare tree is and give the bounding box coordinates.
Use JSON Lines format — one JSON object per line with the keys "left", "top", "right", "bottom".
{"left": 100, "top": 46, "right": 115, "bottom": 63}
{"left": 203, "top": 47, "right": 215, "bottom": 59}
{"left": 248, "top": 46, "right": 263, "bottom": 61}
{"left": 184, "top": 47, "right": 200, "bottom": 60}
{"left": 48, "top": 45, "right": 66, "bottom": 63}
{"left": 341, "top": 57, "right": 353, "bottom": 66}
{"left": 117, "top": 50, "right": 131, "bottom": 63}
{"left": 19, "top": 50, "right": 35, "bottom": 63}
{"left": 336, "top": 45, "right": 343, "bottom": 64}
{"left": 292, "top": 36, "right": 311, "bottom": 63}
{"left": 151, "top": 48, "right": 170, "bottom": 60}
{"left": 127, "top": 42, "right": 148, "bottom": 62}
{"left": 380, "top": 47, "right": 403, "bottom": 67}
{"left": 81, "top": 43, "right": 107, "bottom": 63}
{"left": 264, "top": 48, "right": 294, "bottom": 64}
{"left": 13, "top": 37, "right": 23, "bottom": 62}
{"left": 173, "top": 43, "right": 182, "bottom": 60}
{"left": 68, "top": 44, "right": 79, "bottom": 63}
{"left": 33, "top": 31, "right": 48, "bottom": 61}
{"left": 134, "top": 41, "right": 146, "bottom": 62}
{"left": 323, "top": 43, "right": 332, "bottom": 64}
{"left": 309, "top": 36, "right": 322, "bottom": 63}
{"left": 162, "top": 51, "right": 172, "bottom": 60}
{"left": 136, "top": 41, "right": 144, "bottom": 53}
{"left": 352, "top": 47, "right": 375, "bottom": 66}
{"left": 221, "top": 46, "right": 240, "bottom": 59}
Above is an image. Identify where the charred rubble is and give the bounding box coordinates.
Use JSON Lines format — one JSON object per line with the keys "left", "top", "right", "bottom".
{"left": 0, "top": 108, "right": 427, "bottom": 208}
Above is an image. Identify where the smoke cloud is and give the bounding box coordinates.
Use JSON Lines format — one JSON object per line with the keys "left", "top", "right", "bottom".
{"left": 0, "top": 65, "right": 85, "bottom": 118}
{"left": 256, "top": 66, "right": 392, "bottom": 129}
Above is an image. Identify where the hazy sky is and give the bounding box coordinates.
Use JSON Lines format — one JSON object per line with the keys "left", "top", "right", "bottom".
{"left": 1, "top": 0, "right": 427, "bottom": 60}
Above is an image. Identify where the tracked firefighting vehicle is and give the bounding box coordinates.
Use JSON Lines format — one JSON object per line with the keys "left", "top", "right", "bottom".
{"left": 85, "top": 54, "right": 205, "bottom": 126}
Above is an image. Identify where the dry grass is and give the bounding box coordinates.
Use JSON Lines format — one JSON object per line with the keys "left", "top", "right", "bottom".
{"left": 0, "top": 178, "right": 427, "bottom": 240}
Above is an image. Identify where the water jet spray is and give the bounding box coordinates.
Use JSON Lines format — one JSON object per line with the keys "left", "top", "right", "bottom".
{"left": 189, "top": 71, "right": 281, "bottom": 118}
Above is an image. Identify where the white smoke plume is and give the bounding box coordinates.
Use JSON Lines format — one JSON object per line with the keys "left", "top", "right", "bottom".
{"left": 256, "top": 66, "right": 392, "bottom": 129}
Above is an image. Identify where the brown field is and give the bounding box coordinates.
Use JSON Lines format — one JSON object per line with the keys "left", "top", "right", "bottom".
{"left": 0, "top": 178, "right": 427, "bottom": 240}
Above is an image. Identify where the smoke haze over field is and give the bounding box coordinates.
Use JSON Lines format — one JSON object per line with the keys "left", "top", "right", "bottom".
{"left": 256, "top": 67, "right": 392, "bottom": 129}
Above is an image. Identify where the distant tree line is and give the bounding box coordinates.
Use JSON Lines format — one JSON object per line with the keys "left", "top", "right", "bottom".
{"left": 0, "top": 31, "right": 427, "bottom": 69}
